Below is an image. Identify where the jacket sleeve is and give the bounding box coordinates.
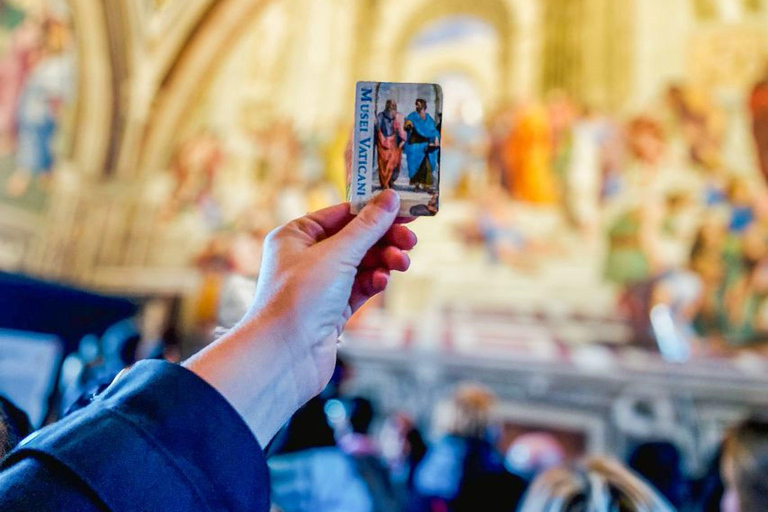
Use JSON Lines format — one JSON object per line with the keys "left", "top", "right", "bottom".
{"left": 0, "top": 360, "right": 271, "bottom": 512}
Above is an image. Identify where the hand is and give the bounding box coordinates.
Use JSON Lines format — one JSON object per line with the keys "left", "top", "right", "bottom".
{"left": 248, "top": 189, "right": 414, "bottom": 391}
{"left": 184, "top": 190, "right": 417, "bottom": 445}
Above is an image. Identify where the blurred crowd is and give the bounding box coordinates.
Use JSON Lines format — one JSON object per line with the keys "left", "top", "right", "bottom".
{"left": 262, "top": 371, "right": 768, "bottom": 511}
{"left": 7, "top": 344, "right": 764, "bottom": 512}
{"left": 2, "top": 275, "right": 768, "bottom": 511}
{"left": 265, "top": 374, "right": 768, "bottom": 512}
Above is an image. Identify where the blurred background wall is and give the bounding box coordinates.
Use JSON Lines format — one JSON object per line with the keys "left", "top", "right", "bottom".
{"left": 4, "top": 0, "right": 765, "bottom": 291}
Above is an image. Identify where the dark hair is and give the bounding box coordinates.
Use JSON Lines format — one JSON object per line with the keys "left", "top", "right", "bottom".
{"left": 272, "top": 396, "right": 336, "bottom": 455}
{"left": 349, "top": 397, "right": 375, "bottom": 434}
{"left": 628, "top": 442, "right": 687, "bottom": 507}
{"left": 723, "top": 416, "right": 768, "bottom": 512}
{"left": 0, "top": 396, "right": 32, "bottom": 458}
{"left": 416, "top": 98, "right": 427, "bottom": 108}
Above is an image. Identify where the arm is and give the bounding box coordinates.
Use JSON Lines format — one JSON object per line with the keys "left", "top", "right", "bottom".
{"left": 0, "top": 190, "right": 416, "bottom": 511}
{"left": 395, "top": 113, "right": 407, "bottom": 148}
{"left": 1, "top": 361, "right": 271, "bottom": 512}
{"left": 183, "top": 190, "right": 414, "bottom": 445}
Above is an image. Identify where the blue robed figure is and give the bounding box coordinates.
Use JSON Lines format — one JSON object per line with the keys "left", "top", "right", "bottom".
{"left": 404, "top": 98, "right": 440, "bottom": 191}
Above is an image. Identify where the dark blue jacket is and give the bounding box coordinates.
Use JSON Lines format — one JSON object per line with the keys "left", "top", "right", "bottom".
{"left": 0, "top": 360, "right": 271, "bottom": 511}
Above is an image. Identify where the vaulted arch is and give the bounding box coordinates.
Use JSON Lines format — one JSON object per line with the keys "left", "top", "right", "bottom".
{"left": 137, "top": 0, "right": 274, "bottom": 176}
{"left": 385, "top": 0, "right": 515, "bottom": 101}
{"left": 67, "top": 0, "right": 114, "bottom": 176}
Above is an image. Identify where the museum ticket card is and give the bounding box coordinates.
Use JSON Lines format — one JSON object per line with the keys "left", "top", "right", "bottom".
{"left": 349, "top": 81, "right": 442, "bottom": 217}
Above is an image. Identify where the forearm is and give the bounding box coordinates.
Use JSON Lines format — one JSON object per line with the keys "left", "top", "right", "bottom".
{"left": 183, "top": 314, "right": 306, "bottom": 446}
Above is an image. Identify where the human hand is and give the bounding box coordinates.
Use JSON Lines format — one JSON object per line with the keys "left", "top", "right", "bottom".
{"left": 248, "top": 189, "right": 415, "bottom": 392}
{"left": 185, "top": 190, "right": 417, "bottom": 444}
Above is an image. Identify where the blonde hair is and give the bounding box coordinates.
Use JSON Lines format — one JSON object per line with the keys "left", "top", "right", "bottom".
{"left": 434, "top": 383, "right": 496, "bottom": 439}
{"left": 518, "top": 457, "right": 676, "bottom": 512}
{"left": 722, "top": 417, "right": 768, "bottom": 512}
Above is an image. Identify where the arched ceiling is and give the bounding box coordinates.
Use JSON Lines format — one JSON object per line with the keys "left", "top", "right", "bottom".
{"left": 416, "top": 61, "right": 494, "bottom": 109}
{"left": 135, "top": 0, "right": 274, "bottom": 176}
{"left": 126, "top": 0, "right": 218, "bottom": 87}
{"left": 69, "top": 0, "right": 114, "bottom": 176}
{"left": 133, "top": 0, "right": 517, "bottom": 175}
{"left": 387, "top": 0, "right": 514, "bottom": 98}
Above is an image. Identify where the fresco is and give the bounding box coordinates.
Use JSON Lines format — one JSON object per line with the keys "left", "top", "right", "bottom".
{"left": 156, "top": 3, "right": 768, "bottom": 351}
{"left": 3, "top": 0, "right": 767, "bottom": 354}
{"left": 0, "top": 0, "right": 76, "bottom": 212}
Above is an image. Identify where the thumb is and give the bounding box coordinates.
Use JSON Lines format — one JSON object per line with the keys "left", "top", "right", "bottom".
{"left": 333, "top": 190, "right": 400, "bottom": 263}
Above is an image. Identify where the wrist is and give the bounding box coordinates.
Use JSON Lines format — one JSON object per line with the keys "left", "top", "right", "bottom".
{"left": 183, "top": 314, "right": 303, "bottom": 446}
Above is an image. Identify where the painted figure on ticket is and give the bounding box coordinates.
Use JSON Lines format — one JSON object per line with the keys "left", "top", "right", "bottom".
{"left": 404, "top": 98, "right": 440, "bottom": 192}
{"left": 375, "top": 100, "right": 405, "bottom": 189}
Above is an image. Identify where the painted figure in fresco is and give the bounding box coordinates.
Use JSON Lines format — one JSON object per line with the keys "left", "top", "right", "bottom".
{"left": 485, "top": 105, "right": 514, "bottom": 189}
{"left": 163, "top": 132, "right": 223, "bottom": 225}
{"left": 546, "top": 90, "right": 576, "bottom": 213}
{"left": 720, "top": 225, "right": 768, "bottom": 344}
{"left": 5, "top": 8, "right": 74, "bottom": 197}
{"left": 502, "top": 102, "right": 558, "bottom": 204}
{"left": 567, "top": 106, "right": 605, "bottom": 235}
{"left": 440, "top": 101, "right": 486, "bottom": 196}
{"left": 750, "top": 66, "right": 768, "bottom": 185}
{"left": 688, "top": 220, "right": 727, "bottom": 338}
{"left": 666, "top": 85, "right": 723, "bottom": 170}
{"left": 404, "top": 98, "right": 440, "bottom": 192}
{"left": 375, "top": 99, "right": 405, "bottom": 190}
{"left": 0, "top": 4, "right": 41, "bottom": 155}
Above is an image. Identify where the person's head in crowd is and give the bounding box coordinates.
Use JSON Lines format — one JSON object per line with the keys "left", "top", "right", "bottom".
{"left": 519, "top": 457, "right": 675, "bottom": 512}
{"left": 698, "top": 446, "right": 726, "bottom": 512}
{"left": 0, "top": 396, "right": 32, "bottom": 458}
{"left": 100, "top": 318, "right": 141, "bottom": 369}
{"left": 379, "top": 411, "right": 426, "bottom": 480}
{"left": 721, "top": 416, "right": 768, "bottom": 512}
{"left": 269, "top": 396, "right": 337, "bottom": 456}
{"left": 348, "top": 397, "right": 375, "bottom": 435}
{"left": 628, "top": 441, "right": 687, "bottom": 508}
{"left": 417, "top": 383, "right": 528, "bottom": 511}
{"left": 505, "top": 432, "right": 566, "bottom": 481}
{"left": 440, "top": 383, "right": 496, "bottom": 440}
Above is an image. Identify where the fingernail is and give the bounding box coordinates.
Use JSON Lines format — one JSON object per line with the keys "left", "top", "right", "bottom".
{"left": 374, "top": 190, "right": 399, "bottom": 213}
